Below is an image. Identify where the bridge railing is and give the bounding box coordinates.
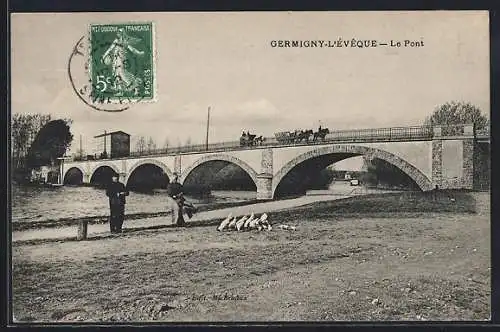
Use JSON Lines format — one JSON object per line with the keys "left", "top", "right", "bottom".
{"left": 124, "top": 125, "right": 434, "bottom": 158}
{"left": 70, "top": 124, "right": 486, "bottom": 162}
{"left": 323, "top": 125, "right": 434, "bottom": 142}
{"left": 129, "top": 140, "right": 244, "bottom": 158}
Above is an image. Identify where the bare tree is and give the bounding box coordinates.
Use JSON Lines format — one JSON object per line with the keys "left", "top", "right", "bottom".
{"left": 147, "top": 137, "right": 156, "bottom": 153}
{"left": 185, "top": 137, "right": 192, "bottom": 146}
{"left": 135, "top": 136, "right": 146, "bottom": 153}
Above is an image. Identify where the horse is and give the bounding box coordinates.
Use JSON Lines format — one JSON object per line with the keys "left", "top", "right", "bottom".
{"left": 274, "top": 132, "right": 290, "bottom": 144}
{"left": 296, "top": 129, "right": 313, "bottom": 143}
{"left": 254, "top": 136, "right": 265, "bottom": 146}
{"left": 240, "top": 133, "right": 257, "bottom": 146}
{"left": 313, "top": 128, "right": 329, "bottom": 141}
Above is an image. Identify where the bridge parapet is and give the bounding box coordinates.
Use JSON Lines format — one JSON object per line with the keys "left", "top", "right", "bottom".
{"left": 72, "top": 125, "right": 452, "bottom": 162}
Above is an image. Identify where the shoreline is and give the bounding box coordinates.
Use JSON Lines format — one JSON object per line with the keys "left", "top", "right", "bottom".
{"left": 12, "top": 190, "right": 478, "bottom": 244}
{"left": 12, "top": 194, "right": 353, "bottom": 243}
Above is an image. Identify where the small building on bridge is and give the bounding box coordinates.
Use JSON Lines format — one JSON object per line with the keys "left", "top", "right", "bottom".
{"left": 94, "top": 131, "right": 131, "bottom": 159}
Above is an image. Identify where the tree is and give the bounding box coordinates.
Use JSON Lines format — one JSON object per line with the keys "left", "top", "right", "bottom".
{"left": 135, "top": 136, "right": 146, "bottom": 153}
{"left": 185, "top": 137, "right": 192, "bottom": 146}
{"left": 26, "top": 119, "right": 74, "bottom": 169}
{"left": 147, "top": 137, "right": 156, "bottom": 153}
{"left": 11, "top": 113, "right": 52, "bottom": 170}
{"left": 424, "top": 101, "right": 489, "bottom": 135}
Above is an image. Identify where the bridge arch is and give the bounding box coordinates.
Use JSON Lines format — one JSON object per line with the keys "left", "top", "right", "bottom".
{"left": 125, "top": 159, "right": 174, "bottom": 186}
{"left": 89, "top": 162, "right": 121, "bottom": 179}
{"left": 272, "top": 144, "right": 433, "bottom": 197}
{"left": 63, "top": 166, "right": 85, "bottom": 184}
{"left": 179, "top": 153, "right": 259, "bottom": 186}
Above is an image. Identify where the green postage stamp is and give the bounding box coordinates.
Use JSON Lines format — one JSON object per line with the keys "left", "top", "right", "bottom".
{"left": 89, "top": 22, "right": 156, "bottom": 103}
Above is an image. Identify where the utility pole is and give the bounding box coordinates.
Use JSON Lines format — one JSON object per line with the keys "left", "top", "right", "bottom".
{"left": 103, "top": 130, "right": 107, "bottom": 156}
{"left": 205, "top": 106, "right": 211, "bottom": 151}
{"left": 79, "top": 134, "right": 83, "bottom": 158}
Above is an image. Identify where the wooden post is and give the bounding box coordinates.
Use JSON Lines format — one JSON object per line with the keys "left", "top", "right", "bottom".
{"left": 77, "top": 220, "right": 88, "bottom": 240}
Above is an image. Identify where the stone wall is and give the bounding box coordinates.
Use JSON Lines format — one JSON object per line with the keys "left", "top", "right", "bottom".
{"left": 461, "top": 139, "right": 474, "bottom": 189}
{"left": 432, "top": 138, "right": 475, "bottom": 190}
{"left": 431, "top": 140, "right": 442, "bottom": 187}
{"left": 473, "top": 142, "right": 490, "bottom": 191}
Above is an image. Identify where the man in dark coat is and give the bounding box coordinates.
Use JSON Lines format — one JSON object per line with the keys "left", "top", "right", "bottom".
{"left": 167, "top": 173, "right": 186, "bottom": 226}
{"left": 106, "top": 173, "right": 129, "bottom": 233}
{"left": 166, "top": 173, "right": 196, "bottom": 226}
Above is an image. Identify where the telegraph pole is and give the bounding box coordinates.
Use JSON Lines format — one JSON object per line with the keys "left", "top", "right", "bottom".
{"left": 205, "top": 106, "right": 211, "bottom": 150}
{"left": 103, "top": 130, "right": 107, "bottom": 156}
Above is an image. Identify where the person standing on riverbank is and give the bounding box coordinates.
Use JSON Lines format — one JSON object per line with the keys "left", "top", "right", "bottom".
{"left": 166, "top": 173, "right": 197, "bottom": 226}
{"left": 167, "top": 173, "right": 186, "bottom": 226}
{"left": 106, "top": 173, "right": 129, "bottom": 233}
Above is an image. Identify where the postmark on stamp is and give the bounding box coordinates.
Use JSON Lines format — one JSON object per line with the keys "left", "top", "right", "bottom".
{"left": 89, "top": 22, "right": 155, "bottom": 103}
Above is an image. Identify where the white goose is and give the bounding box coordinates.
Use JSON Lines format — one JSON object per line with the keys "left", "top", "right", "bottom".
{"left": 243, "top": 213, "right": 255, "bottom": 229}
{"left": 249, "top": 216, "right": 260, "bottom": 229}
{"left": 217, "top": 213, "right": 233, "bottom": 232}
{"left": 228, "top": 216, "right": 238, "bottom": 230}
{"left": 236, "top": 216, "right": 248, "bottom": 231}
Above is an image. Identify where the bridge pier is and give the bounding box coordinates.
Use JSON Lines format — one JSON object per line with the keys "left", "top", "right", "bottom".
{"left": 257, "top": 149, "right": 274, "bottom": 200}
{"left": 174, "top": 155, "right": 182, "bottom": 175}
{"left": 432, "top": 125, "right": 474, "bottom": 190}
{"left": 83, "top": 173, "right": 91, "bottom": 184}
{"left": 256, "top": 174, "right": 273, "bottom": 200}
{"left": 462, "top": 138, "right": 474, "bottom": 189}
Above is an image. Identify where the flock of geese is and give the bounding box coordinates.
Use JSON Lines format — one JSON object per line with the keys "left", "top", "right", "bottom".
{"left": 216, "top": 212, "right": 297, "bottom": 232}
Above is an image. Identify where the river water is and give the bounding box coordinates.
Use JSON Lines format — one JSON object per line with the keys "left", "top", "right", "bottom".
{"left": 11, "top": 181, "right": 400, "bottom": 225}
{"left": 11, "top": 185, "right": 257, "bottom": 224}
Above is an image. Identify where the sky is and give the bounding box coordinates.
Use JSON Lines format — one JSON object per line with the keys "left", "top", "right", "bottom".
{"left": 11, "top": 11, "right": 490, "bottom": 170}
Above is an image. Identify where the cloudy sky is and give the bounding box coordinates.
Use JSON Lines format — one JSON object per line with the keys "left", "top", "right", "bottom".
{"left": 11, "top": 11, "right": 489, "bottom": 169}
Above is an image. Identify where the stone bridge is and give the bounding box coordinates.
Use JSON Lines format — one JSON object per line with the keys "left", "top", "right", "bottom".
{"left": 61, "top": 124, "right": 489, "bottom": 199}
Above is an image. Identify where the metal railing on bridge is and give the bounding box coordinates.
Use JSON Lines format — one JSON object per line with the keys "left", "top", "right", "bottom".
{"left": 72, "top": 124, "right": 486, "bottom": 162}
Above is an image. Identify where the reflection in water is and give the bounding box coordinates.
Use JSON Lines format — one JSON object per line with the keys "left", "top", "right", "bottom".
{"left": 11, "top": 185, "right": 257, "bottom": 224}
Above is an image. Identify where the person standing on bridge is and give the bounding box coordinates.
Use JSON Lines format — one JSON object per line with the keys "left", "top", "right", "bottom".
{"left": 105, "top": 172, "right": 129, "bottom": 233}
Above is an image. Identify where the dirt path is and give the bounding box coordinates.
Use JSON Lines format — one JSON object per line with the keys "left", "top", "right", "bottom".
{"left": 12, "top": 194, "right": 352, "bottom": 242}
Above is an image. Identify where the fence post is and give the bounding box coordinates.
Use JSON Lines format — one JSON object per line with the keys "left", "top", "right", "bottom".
{"left": 77, "top": 220, "right": 88, "bottom": 240}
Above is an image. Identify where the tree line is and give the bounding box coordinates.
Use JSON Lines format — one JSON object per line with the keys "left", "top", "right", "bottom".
{"left": 12, "top": 113, "right": 73, "bottom": 183}
{"left": 133, "top": 136, "right": 194, "bottom": 154}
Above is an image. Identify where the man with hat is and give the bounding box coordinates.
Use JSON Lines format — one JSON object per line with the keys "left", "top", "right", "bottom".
{"left": 105, "top": 172, "right": 129, "bottom": 233}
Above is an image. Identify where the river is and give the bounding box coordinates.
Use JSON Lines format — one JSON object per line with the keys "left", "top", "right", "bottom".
{"left": 11, "top": 181, "right": 401, "bottom": 225}
{"left": 11, "top": 185, "right": 257, "bottom": 224}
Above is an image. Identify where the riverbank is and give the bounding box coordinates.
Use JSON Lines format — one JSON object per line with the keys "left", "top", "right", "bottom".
{"left": 12, "top": 191, "right": 489, "bottom": 322}
{"left": 12, "top": 199, "right": 262, "bottom": 232}
{"left": 12, "top": 194, "right": 351, "bottom": 243}
{"left": 12, "top": 190, "right": 475, "bottom": 244}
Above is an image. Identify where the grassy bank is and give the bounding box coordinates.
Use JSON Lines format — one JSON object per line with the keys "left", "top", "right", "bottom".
{"left": 278, "top": 190, "right": 476, "bottom": 219}
{"left": 11, "top": 192, "right": 489, "bottom": 322}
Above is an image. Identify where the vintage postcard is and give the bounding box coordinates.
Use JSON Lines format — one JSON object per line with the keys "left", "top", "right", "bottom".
{"left": 10, "top": 11, "right": 490, "bottom": 323}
